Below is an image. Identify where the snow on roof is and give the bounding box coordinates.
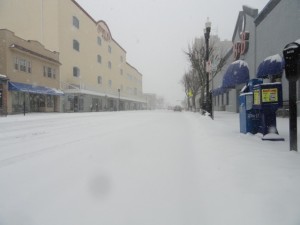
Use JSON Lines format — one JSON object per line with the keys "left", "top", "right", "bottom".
{"left": 295, "top": 39, "right": 300, "bottom": 45}
{"left": 232, "top": 60, "right": 249, "bottom": 68}
{"left": 264, "top": 54, "right": 282, "bottom": 63}
{"left": 0, "top": 74, "right": 7, "bottom": 78}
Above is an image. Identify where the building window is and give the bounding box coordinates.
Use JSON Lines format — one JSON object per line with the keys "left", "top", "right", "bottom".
{"left": 97, "top": 55, "right": 101, "bottom": 63}
{"left": 108, "top": 80, "right": 112, "bottom": 88}
{"left": 73, "top": 16, "right": 79, "bottom": 29}
{"left": 226, "top": 92, "right": 229, "bottom": 105}
{"left": 97, "top": 36, "right": 102, "bottom": 46}
{"left": 53, "top": 68, "right": 56, "bottom": 79}
{"left": 43, "top": 66, "right": 56, "bottom": 79}
{"left": 120, "top": 69, "right": 123, "bottom": 75}
{"left": 79, "top": 98, "right": 84, "bottom": 110}
{"left": 108, "top": 61, "right": 112, "bottom": 69}
{"left": 47, "top": 67, "right": 52, "bottom": 78}
{"left": 19, "top": 59, "right": 27, "bottom": 72}
{"left": 97, "top": 76, "right": 102, "bottom": 84}
{"left": 27, "top": 61, "right": 32, "bottom": 73}
{"left": 14, "top": 58, "right": 19, "bottom": 70}
{"left": 120, "top": 56, "right": 123, "bottom": 62}
{"left": 73, "top": 39, "right": 80, "bottom": 51}
{"left": 47, "top": 95, "right": 54, "bottom": 107}
{"left": 73, "top": 66, "right": 80, "bottom": 77}
{"left": 108, "top": 45, "right": 111, "bottom": 53}
{"left": 14, "top": 57, "right": 31, "bottom": 73}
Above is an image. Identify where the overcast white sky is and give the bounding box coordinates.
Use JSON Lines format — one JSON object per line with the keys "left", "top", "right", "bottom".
{"left": 76, "top": 0, "right": 270, "bottom": 105}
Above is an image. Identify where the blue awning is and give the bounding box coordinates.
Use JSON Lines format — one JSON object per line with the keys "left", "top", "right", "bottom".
{"left": 212, "top": 86, "right": 226, "bottom": 97}
{"left": 8, "top": 82, "right": 64, "bottom": 96}
{"left": 222, "top": 60, "right": 249, "bottom": 89}
{"left": 256, "top": 54, "right": 283, "bottom": 79}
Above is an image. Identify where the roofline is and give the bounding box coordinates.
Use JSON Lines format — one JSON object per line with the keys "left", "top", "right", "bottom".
{"left": 126, "top": 62, "right": 143, "bottom": 76}
{"left": 71, "top": 0, "right": 126, "bottom": 53}
{"left": 242, "top": 5, "right": 258, "bottom": 18}
{"left": 254, "top": 0, "right": 281, "bottom": 26}
{"left": 10, "top": 44, "right": 61, "bottom": 65}
{"left": 232, "top": 11, "right": 244, "bottom": 42}
{"left": 231, "top": 5, "right": 258, "bottom": 42}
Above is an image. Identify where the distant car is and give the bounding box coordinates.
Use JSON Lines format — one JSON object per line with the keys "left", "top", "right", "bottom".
{"left": 173, "top": 105, "right": 182, "bottom": 112}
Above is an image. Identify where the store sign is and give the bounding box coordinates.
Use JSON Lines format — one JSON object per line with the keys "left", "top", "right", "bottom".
{"left": 233, "top": 31, "right": 249, "bottom": 60}
{"left": 261, "top": 88, "right": 278, "bottom": 103}
{"left": 97, "top": 23, "right": 111, "bottom": 42}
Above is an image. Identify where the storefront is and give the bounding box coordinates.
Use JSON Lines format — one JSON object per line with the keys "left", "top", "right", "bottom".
{"left": 8, "top": 82, "right": 63, "bottom": 114}
{"left": 213, "top": 0, "right": 300, "bottom": 114}
{"left": 0, "top": 75, "right": 9, "bottom": 116}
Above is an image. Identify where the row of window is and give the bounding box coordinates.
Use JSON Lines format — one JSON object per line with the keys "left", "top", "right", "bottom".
{"left": 72, "top": 15, "right": 125, "bottom": 60}
{"left": 14, "top": 57, "right": 56, "bottom": 79}
{"left": 73, "top": 38, "right": 112, "bottom": 53}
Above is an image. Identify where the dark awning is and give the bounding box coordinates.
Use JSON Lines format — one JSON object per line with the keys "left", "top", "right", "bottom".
{"left": 222, "top": 60, "right": 249, "bottom": 89}
{"left": 8, "top": 82, "right": 64, "bottom": 96}
{"left": 256, "top": 54, "right": 283, "bottom": 79}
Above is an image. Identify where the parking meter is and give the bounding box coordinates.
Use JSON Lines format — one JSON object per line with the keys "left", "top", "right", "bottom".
{"left": 283, "top": 41, "right": 300, "bottom": 151}
{"left": 283, "top": 42, "right": 300, "bottom": 82}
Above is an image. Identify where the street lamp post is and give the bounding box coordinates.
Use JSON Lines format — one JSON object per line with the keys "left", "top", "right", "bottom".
{"left": 204, "top": 18, "right": 212, "bottom": 118}
{"left": 118, "top": 88, "right": 120, "bottom": 111}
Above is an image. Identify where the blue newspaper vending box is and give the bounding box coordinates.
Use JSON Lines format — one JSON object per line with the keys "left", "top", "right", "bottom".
{"left": 252, "top": 82, "right": 284, "bottom": 140}
{"left": 239, "top": 79, "right": 262, "bottom": 134}
{"left": 239, "top": 93, "right": 260, "bottom": 134}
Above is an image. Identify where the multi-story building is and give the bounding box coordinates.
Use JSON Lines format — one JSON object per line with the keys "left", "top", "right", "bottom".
{"left": 0, "top": 29, "right": 62, "bottom": 115}
{"left": 0, "top": 0, "right": 145, "bottom": 113}
{"left": 212, "top": 0, "right": 300, "bottom": 114}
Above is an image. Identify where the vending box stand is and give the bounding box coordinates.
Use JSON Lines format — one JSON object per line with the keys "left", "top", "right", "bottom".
{"left": 252, "top": 82, "right": 284, "bottom": 140}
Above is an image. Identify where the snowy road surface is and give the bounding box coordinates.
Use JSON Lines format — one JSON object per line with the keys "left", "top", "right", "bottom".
{"left": 0, "top": 111, "right": 300, "bottom": 225}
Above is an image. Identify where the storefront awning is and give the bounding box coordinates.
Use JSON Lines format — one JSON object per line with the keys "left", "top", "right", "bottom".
{"left": 256, "top": 54, "right": 283, "bottom": 79}
{"left": 212, "top": 86, "right": 226, "bottom": 97}
{"left": 222, "top": 60, "right": 249, "bottom": 89}
{"left": 8, "top": 82, "right": 64, "bottom": 96}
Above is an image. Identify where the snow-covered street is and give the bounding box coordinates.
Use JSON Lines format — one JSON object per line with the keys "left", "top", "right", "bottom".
{"left": 0, "top": 110, "right": 300, "bottom": 225}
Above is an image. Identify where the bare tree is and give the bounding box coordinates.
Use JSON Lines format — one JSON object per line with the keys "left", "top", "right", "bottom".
{"left": 184, "top": 37, "right": 227, "bottom": 111}
{"left": 181, "top": 69, "right": 201, "bottom": 111}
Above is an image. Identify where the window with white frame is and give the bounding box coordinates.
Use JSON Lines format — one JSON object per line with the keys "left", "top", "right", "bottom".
{"left": 108, "top": 80, "right": 112, "bottom": 88}
{"left": 108, "top": 61, "right": 112, "bottom": 69}
{"left": 14, "top": 57, "right": 31, "bottom": 73}
{"left": 43, "top": 66, "right": 56, "bottom": 79}
{"left": 108, "top": 45, "right": 111, "bottom": 53}
{"left": 120, "top": 69, "right": 123, "bottom": 75}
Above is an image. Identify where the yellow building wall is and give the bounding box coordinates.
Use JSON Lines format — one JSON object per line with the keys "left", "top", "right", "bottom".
{"left": 0, "top": 0, "right": 144, "bottom": 102}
